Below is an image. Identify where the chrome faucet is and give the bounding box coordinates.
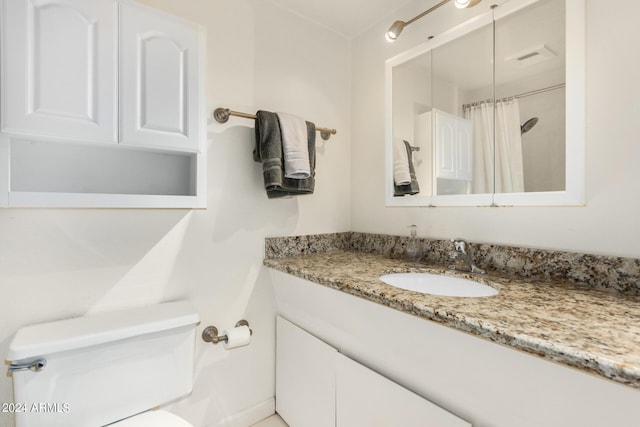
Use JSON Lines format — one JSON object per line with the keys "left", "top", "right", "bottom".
{"left": 449, "top": 238, "right": 486, "bottom": 274}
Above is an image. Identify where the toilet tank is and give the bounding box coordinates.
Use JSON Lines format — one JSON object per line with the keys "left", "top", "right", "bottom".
{"left": 6, "top": 301, "right": 200, "bottom": 427}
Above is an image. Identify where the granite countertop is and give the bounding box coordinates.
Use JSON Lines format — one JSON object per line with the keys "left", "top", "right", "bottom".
{"left": 264, "top": 250, "right": 640, "bottom": 390}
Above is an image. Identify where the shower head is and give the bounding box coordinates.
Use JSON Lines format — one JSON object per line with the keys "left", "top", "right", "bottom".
{"left": 521, "top": 117, "right": 539, "bottom": 135}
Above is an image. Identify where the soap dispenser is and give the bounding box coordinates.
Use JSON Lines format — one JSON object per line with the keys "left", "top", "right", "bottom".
{"left": 405, "top": 225, "right": 423, "bottom": 262}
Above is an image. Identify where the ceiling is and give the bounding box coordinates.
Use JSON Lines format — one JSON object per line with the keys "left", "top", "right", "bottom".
{"left": 267, "top": 0, "right": 416, "bottom": 38}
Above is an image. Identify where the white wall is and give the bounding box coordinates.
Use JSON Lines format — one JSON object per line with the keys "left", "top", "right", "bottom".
{"left": 351, "top": 0, "right": 640, "bottom": 258}
{"left": 0, "top": 1, "right": 351, "bottom": 426}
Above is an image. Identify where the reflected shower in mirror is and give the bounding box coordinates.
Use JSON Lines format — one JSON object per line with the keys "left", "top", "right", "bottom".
{"left": 494, "top": 0, "right": 566, "bottom": 193}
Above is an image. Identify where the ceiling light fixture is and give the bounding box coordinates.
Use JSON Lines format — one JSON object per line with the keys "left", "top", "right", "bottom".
{"left": 454, "top": 0, "right": 482, "bottom": 8}
{"left": 386, "top": 20, "right": 406, "bottom": 42}
{"left": 386, "top": 0, "right": 483, "bottom": 42}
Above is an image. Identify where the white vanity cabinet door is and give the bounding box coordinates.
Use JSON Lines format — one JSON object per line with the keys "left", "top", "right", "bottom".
{"left": 336, "top": 353, "right": 471, "bottom": 427}
{"left": 1, "top": 0, "right": 117, "bottom": 142}
{"left": 276, "top": 316, "right": 336, "bottom": 427}
{"left": 119, "top": 1, "right": 203, "bottom": 152}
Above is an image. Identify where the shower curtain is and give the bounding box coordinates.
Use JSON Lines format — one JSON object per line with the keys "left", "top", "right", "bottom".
{"left": 464, "top": 98, "right": 524, "bottom": 193}
{"left": 465, "top": 102, "right": 493, "bottom": 193}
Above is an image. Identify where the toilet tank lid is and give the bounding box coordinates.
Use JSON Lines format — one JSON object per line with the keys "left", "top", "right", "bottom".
{"left": 7, "top": 301, "right": 200, "bottom": 362}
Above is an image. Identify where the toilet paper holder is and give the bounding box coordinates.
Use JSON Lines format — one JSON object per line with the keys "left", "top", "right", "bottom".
{"left": 202, "top": 320, "right": 252, "bottom": 344}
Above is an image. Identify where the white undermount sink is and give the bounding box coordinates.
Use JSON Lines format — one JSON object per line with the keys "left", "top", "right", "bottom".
{"left": 379, "top": 273, "right": 498, "bottom": 297}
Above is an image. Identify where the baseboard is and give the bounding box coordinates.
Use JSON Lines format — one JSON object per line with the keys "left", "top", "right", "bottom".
{"left": 211, "top": 397, "right": 275, "bottom": 427}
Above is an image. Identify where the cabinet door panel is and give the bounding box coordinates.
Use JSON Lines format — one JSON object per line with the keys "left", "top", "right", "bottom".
{"left": 119, "top": 2, "right": 202, "bottom": 152}
{"left": 140, "top": 36, "right": 185, "bottom": 134}
{"left": 434, "top": 109, "right": 474, "bottom": 183}
{"left": 336, "top": 353, "right": 471, "bottom": 427}
{"left": 1, "top": 0, "right": 116, "bottom": 142}
{"left": 435, "top": 112, "right": 458, "bottom": 179}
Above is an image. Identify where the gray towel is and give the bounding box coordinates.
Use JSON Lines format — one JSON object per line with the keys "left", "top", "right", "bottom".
{"left": 254, "top": 110, "right": 316, "bottom": 198}
{"left": 394, "top": 140, "right": 420, "bottom": 196}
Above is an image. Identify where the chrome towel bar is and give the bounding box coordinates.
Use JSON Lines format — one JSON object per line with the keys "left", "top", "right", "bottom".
{"left": 213, "top": 107, "right": 337, "bottom": 140}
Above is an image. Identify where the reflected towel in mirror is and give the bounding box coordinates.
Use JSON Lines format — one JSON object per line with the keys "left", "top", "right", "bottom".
{"left": 394, "top": 139, "right": 420, "bottom": 196}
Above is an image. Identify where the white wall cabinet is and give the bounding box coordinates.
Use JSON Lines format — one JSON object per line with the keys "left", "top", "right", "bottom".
{"left": 1, "top": 0, "right": 117, "bottom": 143}
{"left": 0, "top": 0, "right": 206, "bottom": 208}
{"left": 276, "top": 316, "right": 471, "bottom": 427}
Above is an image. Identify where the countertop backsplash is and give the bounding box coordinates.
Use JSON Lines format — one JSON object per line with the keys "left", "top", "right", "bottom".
{"left": 265, "top": 232, "right": 640, "bottom": 295}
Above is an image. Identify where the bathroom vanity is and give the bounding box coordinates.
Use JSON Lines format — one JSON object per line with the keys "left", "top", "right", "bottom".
{"left": 266, "top": 234, "right": 640, "bottom": 427}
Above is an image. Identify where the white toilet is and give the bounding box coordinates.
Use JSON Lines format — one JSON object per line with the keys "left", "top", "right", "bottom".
{"left": 6, "top": 301, "right": 200, "bottom": 427}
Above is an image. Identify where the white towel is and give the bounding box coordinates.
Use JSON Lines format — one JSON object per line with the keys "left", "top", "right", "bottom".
{"left": 277, "top": 112, "right": 311, "bottom": 179}
{"left": 393, "top": 138, "right": 411, "bottom": 185}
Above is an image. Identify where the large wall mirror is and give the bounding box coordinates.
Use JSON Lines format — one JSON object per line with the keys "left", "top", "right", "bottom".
{"left": 385, "top": 0, "right": 585, "bottom": 207}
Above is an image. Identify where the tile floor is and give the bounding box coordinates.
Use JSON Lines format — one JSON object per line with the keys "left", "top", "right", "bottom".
{"left": 251, "top": 414, "right": 288, "bottom": 427}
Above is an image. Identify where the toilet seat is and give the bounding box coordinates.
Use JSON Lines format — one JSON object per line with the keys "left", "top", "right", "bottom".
{"left": 112, "top": 409, "right": 194, "bottom": 427}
